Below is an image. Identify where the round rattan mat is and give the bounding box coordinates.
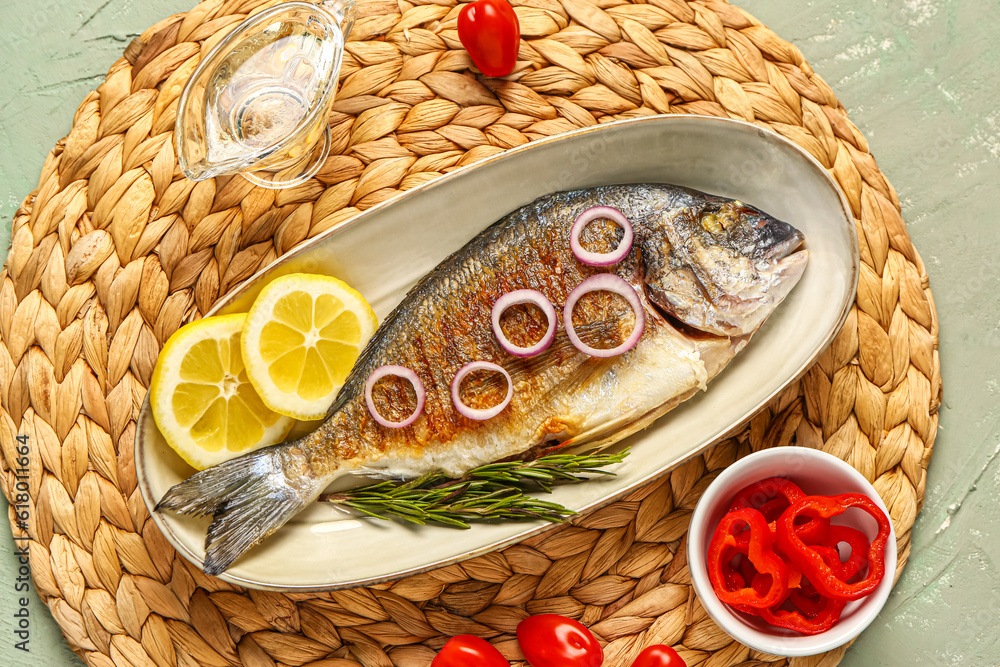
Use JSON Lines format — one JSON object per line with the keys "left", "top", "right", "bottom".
{"left": 0, "top": 0, "right": 940, "bottom": 665}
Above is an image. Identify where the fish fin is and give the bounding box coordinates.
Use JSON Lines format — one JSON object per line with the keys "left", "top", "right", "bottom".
{"left": 156, "top": 442, "right": 328, "bottom": 576}
{"left": 561, "top": 385, "right": 706, "bottom": 455}
{"left": 553, "top": 410, "right": 645, "bottom": 453}
{"left": 347, "top": 467, "right": 407, "bottom": 481}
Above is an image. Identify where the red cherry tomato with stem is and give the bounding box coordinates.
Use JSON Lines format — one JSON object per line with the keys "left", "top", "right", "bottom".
{"left": 432, "top": 635, "right": 509, "bottom": 667}
{"left": 631, "top": 644, "right": 687, "bottom": 667}
{"left": 457, "top": 0, "right": 521, "bottom": 77}
{"left": 516, "top": 614, "right": 603, "bottom": 667}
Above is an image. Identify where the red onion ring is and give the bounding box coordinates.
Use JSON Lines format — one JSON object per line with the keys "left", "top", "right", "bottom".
{"left": 570, "top": 206, "right": 634, "bottom": 266}
{"left": 563, "top": 274, "right": 646, "bottom": 358}
{"left": 451, "top": 361, "right": 513, "bottom": 421}
{"left": 491, "top": 289, "right": 557, "bottom": 357}
{"left": 364, "top": 365, "right": 425, "bottom": 428}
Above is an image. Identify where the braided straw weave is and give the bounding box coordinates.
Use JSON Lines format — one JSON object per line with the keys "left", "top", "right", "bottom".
{"left": 0, "top": 0, "right": 940, "bottom": 664}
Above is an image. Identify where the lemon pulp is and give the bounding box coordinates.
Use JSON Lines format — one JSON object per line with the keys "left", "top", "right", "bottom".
{"left": 241, "top": 274, "right": 378, "bottom": 420}
{"left": 150, "top": 313, "right": 294, "bottom": 470}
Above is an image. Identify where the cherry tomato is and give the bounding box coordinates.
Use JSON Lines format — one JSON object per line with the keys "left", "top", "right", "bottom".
{"left": 457, "top": 0, "right": 521, "bottom": 77}
{"left": 432, "top": 635, "right": 508, "bottom": 667}
{"left": 631, "top": 644, "right": 687, "bottom": 667}
{"left": 516, "top": 614, "right": 603, "bottom": 667}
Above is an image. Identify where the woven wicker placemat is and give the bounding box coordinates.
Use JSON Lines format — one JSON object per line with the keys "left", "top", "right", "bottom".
{"left": 0, "top": 0, "right": 940, "bottom": 665}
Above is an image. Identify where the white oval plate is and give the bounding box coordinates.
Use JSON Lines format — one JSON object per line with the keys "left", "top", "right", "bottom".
{"left": 136, "top": 115, "right": 858, "bottom": 591}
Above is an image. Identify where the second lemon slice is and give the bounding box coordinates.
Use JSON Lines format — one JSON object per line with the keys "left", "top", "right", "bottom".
{"left": 242, "top": 274, "right": 379, "bottom": 420}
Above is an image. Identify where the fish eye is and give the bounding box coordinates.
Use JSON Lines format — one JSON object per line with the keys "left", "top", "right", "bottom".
{"left": 701, "top": 213, "right": 724, "bottom": 234}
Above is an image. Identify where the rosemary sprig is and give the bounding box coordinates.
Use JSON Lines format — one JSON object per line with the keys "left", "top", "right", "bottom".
{"left": 319, "top": 448, "right": 629, "bottom": 529}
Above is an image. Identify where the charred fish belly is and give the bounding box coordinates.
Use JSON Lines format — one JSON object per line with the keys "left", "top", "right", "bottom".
{"left": 157, "top": 183, "right": 808, "bottom": 574}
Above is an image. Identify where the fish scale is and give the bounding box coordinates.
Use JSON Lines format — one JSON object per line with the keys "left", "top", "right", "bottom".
{"left": 157, "top": 182, "right": 809, "bottom": 574}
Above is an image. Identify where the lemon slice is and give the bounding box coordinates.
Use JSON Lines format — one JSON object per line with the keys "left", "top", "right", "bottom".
{"left": 150, "top": 313, "right": 294, "bottom": 470}
{"left": 241, "top": 273, "right": 379, "bottom": 420}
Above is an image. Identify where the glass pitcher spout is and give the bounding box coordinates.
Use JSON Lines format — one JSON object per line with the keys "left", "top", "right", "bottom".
{"left": 319, "top": 0, "right": 356, "bottom": 38}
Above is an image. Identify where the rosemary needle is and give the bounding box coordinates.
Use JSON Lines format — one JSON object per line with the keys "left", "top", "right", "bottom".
{"left": 319, "top": 448, "right": 629, "bottom": 528}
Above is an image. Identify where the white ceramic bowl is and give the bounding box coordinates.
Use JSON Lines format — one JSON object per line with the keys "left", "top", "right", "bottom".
{"left": 687, "top": 447, "right": 897, "bottom": 657}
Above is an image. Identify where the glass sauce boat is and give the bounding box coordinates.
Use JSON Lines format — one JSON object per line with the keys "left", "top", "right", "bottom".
{"left": 176, "top": 0, "right": 356, "bottom": 188}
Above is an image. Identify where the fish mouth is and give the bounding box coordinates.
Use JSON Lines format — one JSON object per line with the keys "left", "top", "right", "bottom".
{"left": 772, "top": 246, "right": 810, "bottom": 285}
{"left": 765, "top": 228, "right": 807, "bottom": 262}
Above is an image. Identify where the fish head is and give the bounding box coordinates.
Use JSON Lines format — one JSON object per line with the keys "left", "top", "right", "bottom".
{"left": 640, "top": 196, "right": 808, "bottom": 337}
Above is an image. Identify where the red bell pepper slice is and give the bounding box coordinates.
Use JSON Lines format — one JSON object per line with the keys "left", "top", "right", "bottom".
{"left": 725, "top": 535, "right": 851, "bottom": 629}
{"left": 815, "top": 524, "right": 870, "bottom": 582}
{"left": 788, "top": 588, "right": 827, "bottom": 617}
{"left": 721, "top": 555, "right": 763, "bottom": 616}
{"left": 729, "top": 477, "right": 830, "bottom": 544}
{"left": 759, "top": 582, "right": 847, "bottom": 635}
{"left": 775, "top": 493, "right": 891, "bottom": 601}
{"left": 740, "top": 553, "right": 803, "bottom": 593}
{"left": 707, "top": 508, "right": 788, "bottom": 609}
{"left": 731, "top": 550, "right": 847, "bottom": 629}
{"left": 728, "top": 477, "right": 806, "bottom": 512}
{"left": 757, "top": 497, "right": 791, "bottom": 523}
{"left": 786, "top": 550, "right": 841, "bottom": 617}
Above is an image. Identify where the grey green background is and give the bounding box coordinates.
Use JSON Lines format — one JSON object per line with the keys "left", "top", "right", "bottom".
{"left": 1, "top": 0, "right": 997, "bottom": 664}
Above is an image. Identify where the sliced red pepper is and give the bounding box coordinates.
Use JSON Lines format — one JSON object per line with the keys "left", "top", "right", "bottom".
{"left": 729, "top": 477, "right": 806, "bottom": 513}
{"left": 788, "top": 587, "right": 826, "bottom": 617}
{"left": 740, "top": 549, "right": 804, "bottom": 592}
{"left": 757, "top": 497, "right": 790, "bottom": 523}
{"left": 759, "top": 581, "right": 846, "bottom": 635}
{"left": 723, "top": 556, "right": 762, "bottom": 616}
{"left": 729, "top": 477, "right": 829, "bottom": 545}
{"left": 721, "top": 557, "right": 769, "bottom": 617}
{"left": 707, "top": 508, "right": 788, "bottom": 609}
{"left": 721, "top": 555, "right": 746, "bottom": 592}
{"left": 758, "top": 560, "right": 848, "bottom": 634}
{"left": 738, "top": 552, "right": 758, "bottom": 590}
{"left": 726, "top": 526, "right": 868, "bottom": 634}
{"left": 782, "top": 512, "right": 831, "bottom": 545}
{"left": 752, "top": 567, "right": 802, "bottom": 594}
{"left": 814, "top": 525, "right": 870, "bottom": 583}
{"left": 733, "top": 563, "right": 833, "bottom": 625}
{"left": 726, "top": 532, "right": 847, "bottom": 627}
{"left": 776, "top": 493, "right": 891, "bottom": 601}
{"left": 730, "top": 517, "right": 830, "bottom": 550}
{"left": 812, "top": 545, "right": 853, "bottom": 580}
{"left": 786, "top": 554, "right": 837, "bottom": 617}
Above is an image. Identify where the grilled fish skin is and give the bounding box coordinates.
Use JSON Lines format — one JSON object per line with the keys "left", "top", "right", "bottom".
{"left": 157, "top": 183, "right": 808, "bottom": 574}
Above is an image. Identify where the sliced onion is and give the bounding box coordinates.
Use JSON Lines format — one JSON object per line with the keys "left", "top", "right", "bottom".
{"left": 570, "top": 206, "right": 634, "bottom": 266}
{"left": 491, "top": 289, "right": 557, "bottom": 357}
{"left": 451, "top": 361, "right": 513, "bottom": 421}
{"left": 365, "top": 365, "right": 425, "bottom": 428}
{"left": 563, "top": 274, "right": 646, "bottom": 358}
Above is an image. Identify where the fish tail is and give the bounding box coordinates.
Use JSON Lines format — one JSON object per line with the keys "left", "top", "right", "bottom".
{"left": 155, "top": 440, "right": 330, "bottom": 575}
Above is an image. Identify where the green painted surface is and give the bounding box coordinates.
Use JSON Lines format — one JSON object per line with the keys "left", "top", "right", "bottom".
{"left": 1, "top": 0, "right": 998, "bottom": 664}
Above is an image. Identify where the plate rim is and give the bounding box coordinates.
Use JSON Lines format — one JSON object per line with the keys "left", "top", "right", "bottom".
{"left": 136, "top": 113, "right": 859, "bottom": 591}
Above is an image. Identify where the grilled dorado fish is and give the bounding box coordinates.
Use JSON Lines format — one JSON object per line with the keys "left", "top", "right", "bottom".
{"left": 158, "top": 183, "right": 808, "bottom": 574}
